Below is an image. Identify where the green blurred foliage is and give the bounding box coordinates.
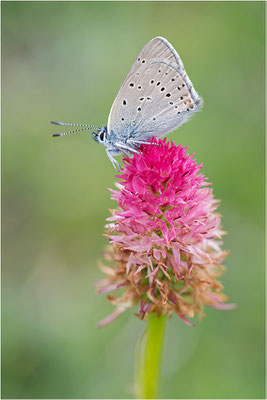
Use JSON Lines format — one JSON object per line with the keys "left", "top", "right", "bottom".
{"left": 2, "top": 1, "right": 265, "bottom": 399}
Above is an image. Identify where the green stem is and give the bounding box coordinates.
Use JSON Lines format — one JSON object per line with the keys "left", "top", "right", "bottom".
{"left": 135, "top": 313, "right": 167, "bottom": 399}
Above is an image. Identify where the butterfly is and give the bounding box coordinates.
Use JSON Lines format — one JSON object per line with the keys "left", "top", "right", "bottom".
{"left": 51, "top": 36, "right": 202, "bottom": 170}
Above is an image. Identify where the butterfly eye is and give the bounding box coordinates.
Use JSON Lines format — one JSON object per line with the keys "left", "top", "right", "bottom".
{"left": 99, "top": 131, "right": 105, "bottom": 141}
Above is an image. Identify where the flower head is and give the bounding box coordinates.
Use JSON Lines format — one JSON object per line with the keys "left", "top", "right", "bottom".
{"left": 98, "top": 138, "right": 233, "bottom": 327}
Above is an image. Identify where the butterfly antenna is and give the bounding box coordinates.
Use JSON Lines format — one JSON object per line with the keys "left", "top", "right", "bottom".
{"left": 51, "top": 127, "right": 96, "bottom": 137}
{"left": 50, "top": 120, "right": 101, "bottom": 130}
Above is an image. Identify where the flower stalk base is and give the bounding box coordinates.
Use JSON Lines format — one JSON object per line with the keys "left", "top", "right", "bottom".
{"left": 136, "top": 313, "right": 167, "bottom": 399}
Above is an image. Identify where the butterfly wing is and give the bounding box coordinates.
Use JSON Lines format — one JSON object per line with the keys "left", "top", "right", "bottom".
{"left": 107, "top": 37, "right": 202, "bottom": 143}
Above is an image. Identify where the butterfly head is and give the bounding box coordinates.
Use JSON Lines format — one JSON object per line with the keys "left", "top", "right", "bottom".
{"left": 92, "top": 126, "right": 108, "bottom": 146}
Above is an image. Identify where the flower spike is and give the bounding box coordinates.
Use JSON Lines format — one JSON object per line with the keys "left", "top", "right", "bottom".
{"left": 98, "top": 138, "right": 234, "bottom": 327}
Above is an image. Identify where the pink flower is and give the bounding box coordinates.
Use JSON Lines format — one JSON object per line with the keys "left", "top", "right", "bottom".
{"left": 98, "top": 138, "right": 233, "bottom": 327}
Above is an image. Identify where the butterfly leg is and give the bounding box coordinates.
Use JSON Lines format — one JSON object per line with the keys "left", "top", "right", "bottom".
{"left": 115, "top": 142, "right": 141, "bottom": 154}
{"left": 106, "top": 149, "right": 121, "bottom": 171}
{"left": 128, "top": 139, "right": 161, "bottom": 147}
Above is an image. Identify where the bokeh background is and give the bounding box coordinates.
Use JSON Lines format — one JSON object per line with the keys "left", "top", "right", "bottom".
{"left": 2, "top": 1, "right": 265, "bottom": 399}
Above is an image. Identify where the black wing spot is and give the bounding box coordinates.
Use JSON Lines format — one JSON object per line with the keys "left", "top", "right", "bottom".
{"left": 142, "top": 59, "right": 146, "bottom": 63}
{"left": 180, "top": 96, "right": 184, "bottom": 100}
{"left": 153, "top": 117, "right": 156, "bottom": 121}
{"left": 150, "top": 80, "right": 154, "bottom": 84}
{"left": 147, "top": 97, "right": 152, "bottom": 101}
{"left": 166, "top": 93, "right": 171, "bottom": 97}
{"left": 161, "top": 87, "right": 165, "bottom": 92}
{"left": 169, "top": 101, "right": 173, "bottom": 105}
{"left": 138, "top": 85, "right": 142, "bottom": 89}
{"left": 137, "top": 58, "right": 141, "bottom": 61}
{"left": 139, "top": 97, "right": 144, "bottom": 101}
{"left": 123, "top": 100, "right": 127, "bottom": 105}
{"left": 121, "top": 117, "right": 125, "bottom": 120}
{"left": 129, "top": 83, "right": 134, "bottom": 87}
{"left": 156, "top": 82, "right": 161, "bottom": 86}
{"left": 171, "top": 78, "right": 175, "bottom": 82}
{"left": 137, "top": 107, "right": 141, "bottom": 112}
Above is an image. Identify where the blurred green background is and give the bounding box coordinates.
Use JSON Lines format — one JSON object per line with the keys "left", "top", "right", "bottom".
{"left": 2, "top": 1, "right": 265, "bottom": 399}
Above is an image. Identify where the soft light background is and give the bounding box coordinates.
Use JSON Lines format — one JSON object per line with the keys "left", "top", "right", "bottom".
{"left": 2, "top": 1, "right": 265, "bottom": 399}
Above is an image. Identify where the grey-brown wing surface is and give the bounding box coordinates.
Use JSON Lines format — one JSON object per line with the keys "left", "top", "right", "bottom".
{"left": 107, "top": 37, "right": 202, "bottom": 142}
